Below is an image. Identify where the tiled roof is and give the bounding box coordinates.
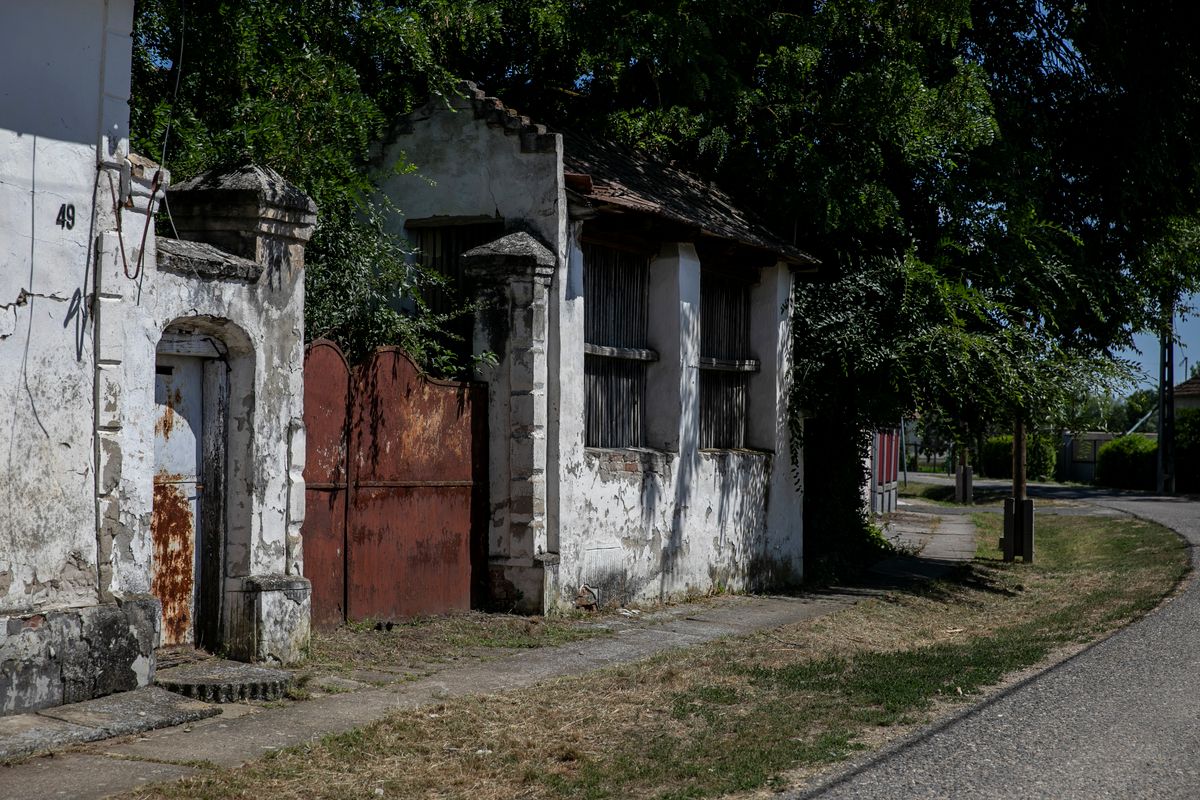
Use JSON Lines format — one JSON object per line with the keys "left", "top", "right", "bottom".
{"left": 1175, "top": 376, "right": 1200, "bottom": 397}
{"left": 450, "top": 82, "right": 817, "bottom": 266}
{"left": 560, "top": 131, "right": 817, "bottom": 265}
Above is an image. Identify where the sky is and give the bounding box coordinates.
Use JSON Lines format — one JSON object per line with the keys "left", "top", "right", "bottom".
{"left": 1121, "top": 293, "right": 1200, "bottom": 392}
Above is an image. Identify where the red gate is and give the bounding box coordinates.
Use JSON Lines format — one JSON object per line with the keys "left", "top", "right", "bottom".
{"left": 302, "top": 340, "right": 487, "bottom": 630}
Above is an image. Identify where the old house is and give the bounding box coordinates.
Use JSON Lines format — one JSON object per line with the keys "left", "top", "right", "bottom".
{"left": 377, "top": 83, "right": 817, "bottom": 613}
{"left": 1, "top": 1, "right": 313, "bottom": 715}
{"left": 1174, "top": 376, "right": 1200, "bottom": 412}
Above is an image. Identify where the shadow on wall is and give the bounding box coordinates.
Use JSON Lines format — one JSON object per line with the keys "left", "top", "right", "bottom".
{"left": 660, "top": 301, "right": 698, "bottom": 599}
{"left": 706, "top": 451, "right": 779, "bottom": 591}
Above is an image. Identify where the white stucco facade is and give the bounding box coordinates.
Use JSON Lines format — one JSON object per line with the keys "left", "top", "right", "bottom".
{"left": 381, "top": 87, "right": 805, "bottom": 612}
{"left": 0, "top": 1, "right": 312, "bottom": 715}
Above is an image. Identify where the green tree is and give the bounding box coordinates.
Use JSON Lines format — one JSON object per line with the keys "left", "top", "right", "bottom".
{"left": 132, "top": 0, "right": 489, "bottom": 369}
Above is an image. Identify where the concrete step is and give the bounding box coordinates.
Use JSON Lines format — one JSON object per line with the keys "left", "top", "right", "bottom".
{"left": 0, "top": 686, "right": 219, "bottom": 761}
{"left": 155, "top": 660, "right": 293, "bottom": 703}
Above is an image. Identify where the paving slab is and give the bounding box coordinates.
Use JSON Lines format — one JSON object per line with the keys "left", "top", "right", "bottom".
{"left": 0, "top": 687, "right": 220, "bottom": 761}
{"left": 0, "top": 712, "right": 96, "bottom": 761}
{"left": 0, "top": 753, "right": 198, "bottom": 799}
{"left": 156, "top": 659, "right": 292, "bottom": 703}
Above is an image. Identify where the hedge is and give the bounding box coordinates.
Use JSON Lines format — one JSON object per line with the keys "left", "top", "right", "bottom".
{"left": 1095, "top": 435, "right": 1157, "bottom": 490}
{"left": 979, "top": 433, "right": 1057, "bottom": 480}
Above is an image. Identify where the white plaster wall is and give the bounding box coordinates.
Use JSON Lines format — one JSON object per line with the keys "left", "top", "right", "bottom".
{"left": 753, "top": 264, "right": 803, "bottom": 566}
{"left": 545, "top": 220, "right": 586, "bottom": 605}
{"left": 378, "top": 97, "right": 562, "bottom": 245}
{"left": 0, "top": 0, "right": 135, "bottom": 614}
{"left": 551, "top": 246, "right": 804, "bottom": 608}
{"left": 560, "top": 450, "right": 790, "bottom": 605}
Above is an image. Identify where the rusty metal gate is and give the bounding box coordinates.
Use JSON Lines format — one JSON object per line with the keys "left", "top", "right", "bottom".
{"left": 302, "top": 340, "right": 487, "bottom": 630}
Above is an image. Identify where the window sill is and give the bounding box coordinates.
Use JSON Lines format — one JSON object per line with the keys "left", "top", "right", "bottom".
{"left": 584, "top": 343, "right": 659, "bottom": 362}
{"left": 585, "top": 446, "right": 674, "bottom": 475}
{"left": 697, "top": 356, "right": 760, "bottom": 373}
{"left": 699, "top": 447, "right": 773, "bottom": 459}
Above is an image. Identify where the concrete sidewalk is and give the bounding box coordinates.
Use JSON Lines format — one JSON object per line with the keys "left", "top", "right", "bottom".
{"left": 0, "top": 512, "right": 975, "bottom": 799}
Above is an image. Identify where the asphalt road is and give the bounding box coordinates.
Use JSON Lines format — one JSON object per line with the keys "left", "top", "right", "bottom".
{"left": 798, "top": 479, "right": 1200, "bottom": 800}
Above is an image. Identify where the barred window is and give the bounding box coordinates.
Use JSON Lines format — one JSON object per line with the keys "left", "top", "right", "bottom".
{"left": 583, "top": 243, "right": 657, "bottom": 447}
{"left": 407, "top": 222, "right": 505, "bottom": 315}
{"left": 406, "top": 221, "right": 504, "bottom": 364}
{"left": 699, "top": 274, "right": 759, "bottom": 449}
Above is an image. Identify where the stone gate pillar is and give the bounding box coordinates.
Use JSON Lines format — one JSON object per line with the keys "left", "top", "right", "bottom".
{"left": 462, "top": 232, "right": 555, "bottom": 613}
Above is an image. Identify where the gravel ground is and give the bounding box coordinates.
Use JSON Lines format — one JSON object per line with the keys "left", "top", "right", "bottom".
{"left": 796, "top": 484, "right": 1200, "bottom": 800}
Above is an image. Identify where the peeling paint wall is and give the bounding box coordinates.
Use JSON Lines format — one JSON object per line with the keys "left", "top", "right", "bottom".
{"left": 0, "top": 0, "right": 134, "bottom": 617}
{"left": 552, "top": 247, "right": 802, "bottom": 609}
{"left": 0, "top": 0, "right": 157, "bottom": 714}
{"left": 0, "top": 2, "right": 311, "bottom": 714}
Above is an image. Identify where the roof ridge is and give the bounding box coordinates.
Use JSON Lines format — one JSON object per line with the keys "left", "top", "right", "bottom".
{"left": 459, "top": 81, "right": 557, "bottom": 154}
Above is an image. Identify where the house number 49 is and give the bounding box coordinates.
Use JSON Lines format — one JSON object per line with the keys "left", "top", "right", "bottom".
{"left": 55, "top": 203, "right": 76, "bottom": 230}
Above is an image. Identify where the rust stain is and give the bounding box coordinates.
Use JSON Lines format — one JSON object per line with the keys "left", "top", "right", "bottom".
{"left": 151, "top": 476, "right": 194, "bottom": 645}
{"left": 155, "top": 388, "right": 182, "bottom": 440}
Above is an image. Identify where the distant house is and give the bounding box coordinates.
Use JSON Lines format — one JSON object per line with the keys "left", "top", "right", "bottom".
{"left": 1175, "top": 376, "right": 1200, "bottom": 412}
{"left": 1, "top": 2, "right": 314, "bottom": 716}
{"left": 376, "top": 83, "right": 818, "bottom": 612}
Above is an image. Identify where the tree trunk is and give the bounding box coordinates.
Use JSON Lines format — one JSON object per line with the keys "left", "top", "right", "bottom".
{"left": 1013, "top": 419, "right": 1027, "bottom": 501}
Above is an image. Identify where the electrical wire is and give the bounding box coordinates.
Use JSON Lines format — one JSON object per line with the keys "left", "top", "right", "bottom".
{"left": 158, "top": 2, "right": 187, "bottom": 240}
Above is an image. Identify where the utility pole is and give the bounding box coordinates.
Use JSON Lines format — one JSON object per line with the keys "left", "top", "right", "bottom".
{"left": 1158, "top": 306, "right": 1176, "bottom": 495}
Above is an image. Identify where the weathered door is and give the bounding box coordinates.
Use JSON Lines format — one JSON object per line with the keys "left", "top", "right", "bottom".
{"left": 152, "top": 355, "right": 204, "bottom": 646}
{"left": 347, "top": 348, "right": 479, "bottom": 620}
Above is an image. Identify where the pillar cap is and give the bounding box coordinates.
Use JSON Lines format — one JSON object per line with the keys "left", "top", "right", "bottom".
{"left": 170, "top": 163, "right": 317, "bottom": 216}
{"left": 462, "top": 232, "right": 555, "bottom": 274}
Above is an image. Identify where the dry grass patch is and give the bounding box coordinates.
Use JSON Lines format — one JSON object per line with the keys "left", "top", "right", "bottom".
{"left": 301, "top": 611, "right": 612, "bottom": 679}
{"left": 124, "top": 512, "right": 1188, "bottom": 800}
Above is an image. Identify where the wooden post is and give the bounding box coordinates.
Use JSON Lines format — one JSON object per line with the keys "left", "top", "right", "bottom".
{"left": 1013, "top": 419, "right": 1027, "bottom": 502}
{"left": 1003, "top": 419, "right": 1034, "bottom": 562}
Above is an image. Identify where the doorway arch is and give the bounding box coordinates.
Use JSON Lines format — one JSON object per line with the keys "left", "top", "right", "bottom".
{"left": 152, "top": 317, "right": 254, "bottom": 652}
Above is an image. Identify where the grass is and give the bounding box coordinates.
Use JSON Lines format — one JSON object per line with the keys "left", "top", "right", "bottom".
{"left": 122, "top": 513, "right": 1188, "bottom": 800}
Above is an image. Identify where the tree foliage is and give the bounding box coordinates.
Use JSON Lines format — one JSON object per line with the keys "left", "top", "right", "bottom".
{"left": 131, "top": 2, "right": 1200, "bottom": 504}
{"left": 132, "top": 0, "right": 480, "bottom": 367}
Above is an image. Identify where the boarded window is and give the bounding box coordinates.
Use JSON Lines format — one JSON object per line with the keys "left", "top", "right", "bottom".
{"left": 699, "top": 274, "right": 758, "bottom": 449}
{"left": 583, "top": 243, "right": 656, "bottom": 447}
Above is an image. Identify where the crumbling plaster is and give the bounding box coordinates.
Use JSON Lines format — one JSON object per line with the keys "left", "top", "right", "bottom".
{"left": 0, "top": 0, "right": 136, "bottom": 616}
{"left": 1, "top": 0, "right": 311, "bottom": 717}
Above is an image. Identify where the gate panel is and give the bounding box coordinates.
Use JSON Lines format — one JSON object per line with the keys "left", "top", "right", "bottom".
{"left": 349, "top": 487, "right": 473, "bottom": 618}
{"left": 347, "top": 348, "right": 478, "bottom": 620}
{"left": 301, "top": 341, "right": 351, "bottom": 630}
